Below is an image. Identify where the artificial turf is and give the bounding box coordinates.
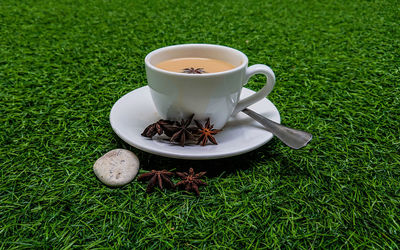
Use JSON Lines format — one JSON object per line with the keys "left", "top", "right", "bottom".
{"left": 1, "top": 0, "right": 399, "bottom": 248}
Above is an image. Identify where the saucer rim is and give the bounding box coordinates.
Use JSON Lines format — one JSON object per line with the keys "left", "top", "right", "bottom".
{"left": 110, "top": 86, "right": 280, "bottom": 160}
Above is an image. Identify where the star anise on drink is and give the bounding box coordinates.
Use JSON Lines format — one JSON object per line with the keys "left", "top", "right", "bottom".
{"left": 194, "top": 118, "right": 222, "bottom": 146}
{"left": 169, "top": 114, "right": 196, "bottom": 146}
{"left": 182, "top": 67, "right": 206, "bottom": 74}
{"left": 175, "top": 168, "right": 207, "bottom": 196}
{"left": 137, "top": 170, "right": 175, "bottom": 193}
{"left": 141, "top": 119, "right": 176, "bottom": 138}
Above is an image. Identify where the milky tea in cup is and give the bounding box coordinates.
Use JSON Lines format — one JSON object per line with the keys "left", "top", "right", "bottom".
{"left": 156, "top": 57, "right": 235, "bottom": 74}
{"left": 145, "top": 44, "right": 275, "bottom": 129}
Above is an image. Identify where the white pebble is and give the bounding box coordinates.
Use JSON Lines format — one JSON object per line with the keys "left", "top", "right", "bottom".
{"left": 93, "top": 149, "right": 139, "bottom": 187}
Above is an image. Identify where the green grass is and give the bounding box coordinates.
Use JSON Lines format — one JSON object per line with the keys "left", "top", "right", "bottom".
{"left": 1, "top": 0, "right": 399, "bottom": 248}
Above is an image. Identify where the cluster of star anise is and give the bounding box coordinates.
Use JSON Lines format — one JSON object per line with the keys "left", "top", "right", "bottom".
{"left": 141, "top": 114, "right": 222, "bottom": 146}
{"left": 137, "top": 168, "right": 207, "bottom": 196}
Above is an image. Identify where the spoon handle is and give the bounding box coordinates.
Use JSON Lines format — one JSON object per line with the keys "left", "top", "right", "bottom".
{"left": 241, "top": 108, "right": 312, "bottom": 149}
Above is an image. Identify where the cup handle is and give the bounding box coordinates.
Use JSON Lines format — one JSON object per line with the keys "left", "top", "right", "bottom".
{"left": 232, "top": 64, "right": 275, "bottom": 115}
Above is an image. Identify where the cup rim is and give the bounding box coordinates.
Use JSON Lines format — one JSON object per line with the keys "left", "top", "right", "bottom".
{"left": 145, "top": 44, "right": 248, "bottom": 77}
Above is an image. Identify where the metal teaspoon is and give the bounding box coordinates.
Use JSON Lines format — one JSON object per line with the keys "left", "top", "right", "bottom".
{"left": 241, "top": 108, "right": 312, "bottom": 149}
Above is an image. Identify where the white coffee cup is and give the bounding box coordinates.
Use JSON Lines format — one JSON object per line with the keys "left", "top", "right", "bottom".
{"left": 145, "top": 44, "right": 275, "bottom": 129}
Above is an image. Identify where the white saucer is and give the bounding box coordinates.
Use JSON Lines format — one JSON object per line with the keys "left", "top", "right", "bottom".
{"left": 110, "top": 86, "right": 280, "bottom": 160}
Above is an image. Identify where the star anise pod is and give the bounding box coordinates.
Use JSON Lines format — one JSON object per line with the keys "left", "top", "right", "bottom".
{"left": 194, "top": 118, "right": 222, "bottom": 146}
{"left": 137, "top": 170, "right": 174, "bottom": 193}
{"left": 175, "top": 168, "right": 207, "bottom": 196}
{"left": 141, "top": 119, "right": 175, "bottom": 138}
{"left": 159, "top": 121, "right": 180, "bottom": 137}
{"left": 169, "top": 114, "right": 196, "bottom": 146}
{"left": 182, "top": 67, "right": 206, "bottom": 74}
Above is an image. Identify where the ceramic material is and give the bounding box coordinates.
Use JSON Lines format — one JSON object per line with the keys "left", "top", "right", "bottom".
{"left": 145, "top": 44, "right": 275, "bottom": 129}
{"left": 109, "top": 86, "right": 280, "bottom": 160}
{"left": 93, "top": 149, "right": 140, "bottom": 186}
